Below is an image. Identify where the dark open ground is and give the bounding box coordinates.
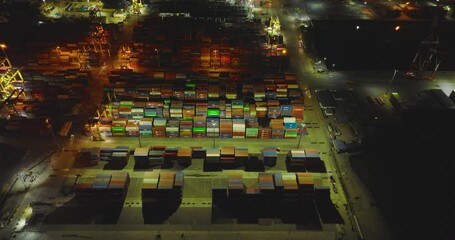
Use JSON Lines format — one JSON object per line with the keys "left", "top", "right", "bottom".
{"left": 349, "top": 110, "right": 455, "bottom": 240}
{"left": 313, "top": 20, "right": 455, "bottom": 71}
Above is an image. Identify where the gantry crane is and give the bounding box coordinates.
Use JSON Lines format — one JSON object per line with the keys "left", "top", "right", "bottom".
{"left": 0, "top": 55, "right": 12, "bottom": 70}
{"left": 269, "top": 15, "right": 280, "bottom": 33}
{"left": 78, "top": 24, "right": 111, "bottom": 69}
{"left": 408, "top": 14, "right": 442, "bottom": 80}
{"left": 90, "top": 25, "right": 111, "bottom": 58}
{"left": 0, "top": 45, "right": 26, "bottom": 118}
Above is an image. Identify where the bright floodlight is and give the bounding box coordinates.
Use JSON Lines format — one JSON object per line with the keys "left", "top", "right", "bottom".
{"left": 395, "top": 26, "right": 400, "bottom": 31}
{"left": 356, "top": 26, "right": 360, "bottom": 30}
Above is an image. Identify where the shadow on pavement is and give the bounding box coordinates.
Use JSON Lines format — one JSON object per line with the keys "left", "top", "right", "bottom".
{"left": 142, "top": 199, "right": 181, "bottom": 224}
{"left": 45, "top": 198, "right": 124, "bottom": 224}
{"left": 314, "top": 195, "right": 344, "bottom": 224}
{"left": 212, "top": 197, "right": 322, "bottom": 230}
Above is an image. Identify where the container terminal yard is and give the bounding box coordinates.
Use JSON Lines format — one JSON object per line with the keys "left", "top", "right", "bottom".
{"left": 1, "top": 0, "right": 455, "bottom": 240}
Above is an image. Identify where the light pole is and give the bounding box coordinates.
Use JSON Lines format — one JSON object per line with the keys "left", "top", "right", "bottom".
{"left": 0, "top": 44, "right": 9, "bottom": 58}
{"left": 45, "top": 118, "right": 61, "bottom": 150}
{"left": 154, "top": 48, "right": 160, "bottom": 67}
{"left": 135, "top": 122, "right": 142, "bottom": 147}
{"left": 211, "top": 122, "right": 216, "bottom": 148}
{"left": 386, "top": 69, "right": 398, "bottom": 96}
{"left": 297, "top": 123, "right": 305, "bottom": 149}
{"left": 0, "top": 44, "right": 12, "bottom": 67}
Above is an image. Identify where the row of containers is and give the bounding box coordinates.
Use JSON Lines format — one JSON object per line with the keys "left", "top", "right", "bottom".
{"left": 286, "top": 149, "right": 322, "bottom": 169}
{"left": 71, "top": 147, "right": 324, "bottom": 172}
{"left": 127, "top": 17, "right": 277, "bottom": 69}
{"left": 5, "top": 69, "right": 90, "bottom": 119}
{"left": 73, "top": 146, "right": 279, "bottom": 169}
{"left": 142, "top": 171, "right": 184, "bottom": 202}
{"left": 74, "top": 172, "right": 130, "bottom": 202}
{"left": 104, "top": 99, "right": 304, "bottom": 120}
{"left": 122, "top": 44, "right": 287, "bottom": 69}
{"left": 212, "top": 172, "right": 331, "bottom": 201}
{"left": 134, "top": 146, "right": 277, "bottom": 168}
{"left": 104, "top": 72, "right": 302, "bottom": 101}
{"left": 132, "top": 17, "right": 263, "bottom": 47}
{"left": 26, "top": 24, "right": 116, "bottom": 67}
{"left": 92, "top": 117, "right": 301, "bottom": 139}
{"left": 76, "top": 146, "right": 130, "bottom": 168}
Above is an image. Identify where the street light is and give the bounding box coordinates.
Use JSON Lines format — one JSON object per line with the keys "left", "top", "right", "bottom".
{"left": 135, "top": 122, "right": 142, "bottom": 147}
{"left": 45, "top": 118, "right": 61, "bottom": 150}
{"left": 154, "top": 48, "right": 160, "bottom": 67}
{"left": 386, "top": 69, "right": 398, "bottom": 96}
{"left": 0, "top": 44, "right": 7, "bottom": 54}
{"left": 1, "top": 44, "right": 9, "bottom": 60}
{"left": 0, "top": 44, "right": 12, "bottom": 67}
{"left": 297, "top": 123, "right": 306, "bottom": 149}
{"left": 211, "top": 122, "right": 216, "bottom": 148}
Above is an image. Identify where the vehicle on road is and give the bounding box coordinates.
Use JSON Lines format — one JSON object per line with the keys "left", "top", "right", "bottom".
{"left": 324, "top": 108, "right": 334, "bottom": 116}
{"left": 314, "top": 59, "right": 327, "bottom": 73}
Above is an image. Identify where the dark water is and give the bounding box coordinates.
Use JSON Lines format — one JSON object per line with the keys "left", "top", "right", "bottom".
{"left": 312, "top": 20, "right": 455, "bottom": 71}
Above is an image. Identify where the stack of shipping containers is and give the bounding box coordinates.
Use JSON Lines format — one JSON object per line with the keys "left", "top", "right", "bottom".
{"left": 193, "top": 116, "right": 206, "bottom": 138}
{"left": 234, "top": 147, "right": 249, "bottom": 165}
{"left": 179, "top": 120, "right": 193, "bottom": 137}
{"left": 206, "top": 148, "right": 221, "bottom": 165}
{"left": 228, "top": 172, "right": 243, "bottom": 198}
{"left": 220, "top": 146, "right": 235, "bottom": 165}
{"left": 283, "top": 117, "right": 298, "bottom": 138}
{"left": 270, "top": 119, "right": 285, "bottom": 139}
{"left": 142, "top": 171, "right": 184, "bottom": 201}
{"left": 287, "top": 149, "right": 306, "bottom": 168}
{"left": 177, "top": 147, "right": 192, "bottom": 166}
{"left": 206, "top": 117, "right": 220, "bottom": 138}
{"left": 232, "top": 119, "right": 245, "bottom": 138}
{"left": 149, "top": 147, "right": 165, "bottom": 166}
{"left": 78, "top": 148, "right": 100, "bottom": 167}
{"left": 134, "top": 147, "right": 149, "bottom": 168}
{"left": 282, "top": 173, "right": 299, "bottom": 200}
{"left": 262, "top": 147, "right": 278, "bottom": 166}
{"left": 75, "top": 172, "right": 130, "bottom": 201}
{"left": 153, "top": 118, "right": 166, "bottom": 138}
{"left": 258, "top": 173, "right": 275, "bottom": 198}
{"left": 220, "top": 119, "right": 233, "bottom": 138}
{"left": 296, "top": 172, "right": 315, "bottom": 197}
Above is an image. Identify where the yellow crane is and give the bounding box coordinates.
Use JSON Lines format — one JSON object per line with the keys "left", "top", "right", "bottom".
{"left": 132, "top": 0, "right": 143, "bottom": 15}
{"left": 0, "top": 44, "right": 26, "bottom": 118}
{"left": 269, "top": 15, "right": 280, "bottom": 34}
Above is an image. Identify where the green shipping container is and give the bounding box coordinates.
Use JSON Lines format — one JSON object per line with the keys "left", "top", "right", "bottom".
{"left": 112, "top": 126, "right": 126, "bottom": 131}
{"left": 193, "top": 127, "right": 206, "bottom": 132}
{"left": 207, "top": 108, "right": 220, "bottom": 117}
